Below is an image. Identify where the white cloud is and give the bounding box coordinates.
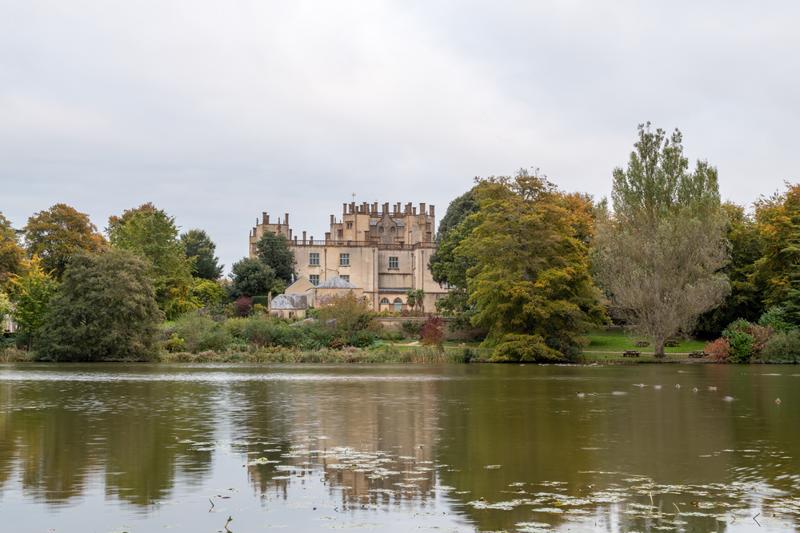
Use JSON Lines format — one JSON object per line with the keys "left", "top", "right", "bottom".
{"left": 0, "top": 0, "right": 797, "bottom": 271}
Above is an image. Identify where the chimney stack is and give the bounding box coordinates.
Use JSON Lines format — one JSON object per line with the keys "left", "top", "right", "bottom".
{"left": 430, "top": 205, "right": 435, "bottom": 218}
{"left": 330, "top": 214, "right": 335, "bottom": 225}
{"left": 383, "top": 202, "right": 389, "bottom": 214}
{"left": 285, "top": 213, "right": 289, "bottom": 226}
{"left": 302, "top": 230, "right": 307, "bottom": 243}
{"left": 419, "top": 202, "right": 426, "bottom": 215}
{"left": 405, "top": 202, "right": 412, "bottom": 214}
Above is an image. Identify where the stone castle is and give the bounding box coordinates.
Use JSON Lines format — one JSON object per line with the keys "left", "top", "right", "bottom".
{"left": 248, "top": 201, "right": 448, "bottom": 312}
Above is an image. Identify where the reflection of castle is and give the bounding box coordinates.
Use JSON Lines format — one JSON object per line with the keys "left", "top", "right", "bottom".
{"left": 248, "top": 202, "right": 449, "bottom": 312}
{"left": 242, "top": 380, "right": 440, "bottom": 505}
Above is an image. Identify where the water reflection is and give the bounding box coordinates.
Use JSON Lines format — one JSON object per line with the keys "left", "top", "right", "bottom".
{"left": 0, "top": 364, "right": 797, "bottom": 532}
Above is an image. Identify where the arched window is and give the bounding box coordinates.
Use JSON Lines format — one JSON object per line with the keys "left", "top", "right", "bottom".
{"left": 393, "top": 297, "right": 403, "bottom": 312}
{"left": 380, "top": 298, "right": 390, "bottom": 305}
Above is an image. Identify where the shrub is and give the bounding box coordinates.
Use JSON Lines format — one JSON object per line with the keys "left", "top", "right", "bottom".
{"left": 401, "top": 320, "right": 422, "bottom": 337}
{"left": 759, "top": 331, "right": 800, "bottom": 363}
{"left": 759, "top": 306, "right": 793, "bottom": 333}
{"left": 705, "top": 338, "right": 730, "bottom": 362}
{"left": 164, "top": 333, "right": 186, "bottom": 353}
{"left": 234, "top": 296, "right": 253, "bottom": 317}
{"left": 420, "top": 316, "right": 444, "bottom": 348}
{"left": 490, "top": 333, "right": 564, "bottom": 363}
{"left": 173, "top": 313, "right": 232, "bottom": 353}
{"left": 349, "top": 329, "right": 377, "bottom": 348}
{"left": 726, "top": 330, "right": 755, "bottom": 363}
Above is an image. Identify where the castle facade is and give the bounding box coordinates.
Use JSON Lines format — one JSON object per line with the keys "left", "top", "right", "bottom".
{"left": 249, "top": 201, "right": 448, "bottom": 312}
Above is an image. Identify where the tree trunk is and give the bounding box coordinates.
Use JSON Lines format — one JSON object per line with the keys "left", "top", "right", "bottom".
{"left": 654, "top": 338, "right": 666, "bottom": 358}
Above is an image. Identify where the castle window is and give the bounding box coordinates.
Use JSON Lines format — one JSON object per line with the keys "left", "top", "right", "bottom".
{"left": 309, "top": 274, "right": 320, "bottom": 286}
{"left": 346, "top": 222, "right": 353, "bottom": 229}
{"left": 341, "top": 275, "right": 350, "bottom": 282}
{"left": 339, "top": 253, "right": 350, "bottom": 266}
{"left": 380, "top": 298, "right": 390, "bottom": 305}
{"left": 337, "top": 229, "right": 343, "bottom": 239}
{"left": 309, "top": 252, "right": 320, "bottom": 266}
{"left": 393, "top": 297, "right": 403, "bottom": 312}
{"left": 388, "top": 256, "right": 399, "bottom": 270}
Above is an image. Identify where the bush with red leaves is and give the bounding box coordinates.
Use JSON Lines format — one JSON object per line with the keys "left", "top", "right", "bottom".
{"left": 420, "top": 316, "right": 445, "bottom": 348}
{"left": 705, "top": 337, "right": 730, "bottom": 362}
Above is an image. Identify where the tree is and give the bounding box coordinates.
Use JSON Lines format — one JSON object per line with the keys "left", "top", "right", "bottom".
{"left": 436, "top": 189, "right": 478, "bottom": 241}
{"left": 8, "top": 256, "right": 58, "bottom": 348}
{"left": 458, "top": 170, "right": 605, "bottom": 361}
{"left": 36, "top": 250, "right": 162, "bottom": 361}
{"left": 593, "top": 123, "right": 729, "bottom": 357}
{"left": 0, "top": 212, "right": 24, "bottom": 287}
{"left": 23, "top": 203, "right": 106, "bottom": 279}
{"left": 181, "top": 229, "right": 223, "bottom": 280}
{"left": 406, "top": 288, "right": 425, "bottom": 313}
{"left": 229, "top": 258, "right": 276, "bottom": 298}
{"left": 107, "top": 203, "right": 196, "bottom": 319}
{"left": 430, "top": 187, "right": 480, "bottom": 325}
{"left": 0, "top": 291, "right": 12, "bottom": 327}
{"left": 694, "top": 203, "right": 765, "bottom": 338}
{"left": 753, "top": 183, "right": 800, "bottom": 326}
{"left": 255, "top": 233, "right": 295, "bottom": 284}
{"left": 191, "top": 278, "right": 226, "bottom": 309}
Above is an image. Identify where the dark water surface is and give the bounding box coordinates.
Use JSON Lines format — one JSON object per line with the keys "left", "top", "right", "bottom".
{"left": 0, "top": 364, "right": 798, "bottom": 532}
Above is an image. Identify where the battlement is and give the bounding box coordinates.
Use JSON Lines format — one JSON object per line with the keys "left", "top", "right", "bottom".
{"left": 250, "top": 201, "right": 436, "bottom": 255}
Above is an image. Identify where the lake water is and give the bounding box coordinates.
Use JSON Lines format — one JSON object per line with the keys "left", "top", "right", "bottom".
{"left": 0, "top": 364, "right": 798, "bottom": 532}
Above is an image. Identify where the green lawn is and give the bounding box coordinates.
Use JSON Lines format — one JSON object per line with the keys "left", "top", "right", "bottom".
{"left": 585, "top": 329, "right": 706, "bottom": 355}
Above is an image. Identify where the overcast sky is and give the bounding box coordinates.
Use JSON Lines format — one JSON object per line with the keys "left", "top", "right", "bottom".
{"left": 2, "top": 1, "right": 798, "bottom": 273}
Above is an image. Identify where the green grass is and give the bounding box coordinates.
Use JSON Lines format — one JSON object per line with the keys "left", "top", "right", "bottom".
{"left": 582, "top": 329, "right": 707, "bottom": 363}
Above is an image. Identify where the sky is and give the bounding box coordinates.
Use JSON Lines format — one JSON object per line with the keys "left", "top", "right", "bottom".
{"left": 1, "top": 0, "right": 798, "bottom": 273}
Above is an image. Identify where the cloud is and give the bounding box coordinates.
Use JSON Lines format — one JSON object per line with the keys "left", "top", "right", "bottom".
{"left": 1, "top": 0, "right": 798, "bottom": 271}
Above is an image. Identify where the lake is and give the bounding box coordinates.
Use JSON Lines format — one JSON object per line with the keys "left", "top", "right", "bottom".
{"left": 0, "top": 364, "right": 797, "bottom": 532}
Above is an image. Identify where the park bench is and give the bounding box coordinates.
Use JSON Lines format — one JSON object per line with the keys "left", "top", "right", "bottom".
{"left": 623, "top": 350, "right": 641, "bottom": 358}
{"left": 688, "top": 351, "right": 707, "bottom": 358}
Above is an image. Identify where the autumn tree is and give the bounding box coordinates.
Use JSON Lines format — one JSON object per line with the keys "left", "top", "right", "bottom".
{"left": 23, "top": 203, "right": 106, "bottom": 279}
{"left": 593, "top": 123, "right": 729, "bottom": 356}
{"left": 181, "top": 229, "right": 223, "bottom": 280}
{"left": 8, "top": 257, "right": 59, "bottom": 348}
{"left": 0, "top": 213, "right": 24, "bottom": 287}
{"left": 255, "top": 232, "right": 295, "bottom": 284}
{"left": 459, "top": 170, "right": 605, "bottom": 361}
{"left": 107, "top": 203, "right": 196, "bottom": 319}
{"left": 37, "top": 250, "right": 162, "bottom": 361}
{"left": 753, "top": 183, "right": 800, "bottom": 326}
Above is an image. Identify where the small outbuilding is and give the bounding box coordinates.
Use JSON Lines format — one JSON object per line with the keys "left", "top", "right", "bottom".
{"left": 268, "top": 293, "right": 309, "bottom": 319}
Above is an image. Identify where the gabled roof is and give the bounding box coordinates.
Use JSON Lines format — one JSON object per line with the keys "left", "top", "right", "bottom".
{"left": 317, "top": 276, "right": 357, "bottom": 289}
{"left": 270, "top": 294, "right": 308, "bottom": 310}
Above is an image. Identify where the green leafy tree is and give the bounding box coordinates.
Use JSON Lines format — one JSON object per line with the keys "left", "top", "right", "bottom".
{"left": 180, "top": 229, "right": 223, "bottom": 280}
{"left": 694, "top": 203, "right": 765, "bottom": 338}
{"left": 23, "top": 203, "right": 106, "bottom": 279}
{"left": 255, "top": 233, "right": 295, "bottom": 284}
{"left": 107, "top": 203, "right": 196, "bottom": 319}
{"left": 36, "top": 250, "right": 162, "bottom": 361}
{"left": 0, "top": 212, "right": 24, "bottom": 287}
{"left": 229, "top": 258, "right": 276, "bottom": 298}
{"left": 436, "top": 189, "right": 478, "bottom": 241}
{"left": 593, "top": 123, "right": 729, "bottom": 357}
{"left": 753, "top": 183, "right": 800, "bottom": 326}
{"left": 430, "top": 187, "right": 480, "bottom": 325}
{"left": 8, "top": 257, "right": 58, "bottom": 348}
{"left": 190, "top": 278, "right": 226, "bottom": 309}
{"left": 459, "top": 170, "right": 605, "bottom": 361}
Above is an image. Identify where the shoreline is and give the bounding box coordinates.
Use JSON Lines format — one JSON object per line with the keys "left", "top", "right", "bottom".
{"left": 2, "top": 346, "right": 789, "bottom": 365}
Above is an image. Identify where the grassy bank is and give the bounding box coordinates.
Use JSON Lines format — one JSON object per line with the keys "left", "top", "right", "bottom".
{"left": 581, "top": 329, "right": 707, "bottom": 363}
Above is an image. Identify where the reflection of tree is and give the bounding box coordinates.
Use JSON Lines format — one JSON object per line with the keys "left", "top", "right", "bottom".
{"left": 230, "top": 377, "right": 440, "bottom": 506}
{"left": 0, "top": 371, "right": 216, "bottom": 506}
{"left": 436, "top": 365, "right": 799, "bottom": 532}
